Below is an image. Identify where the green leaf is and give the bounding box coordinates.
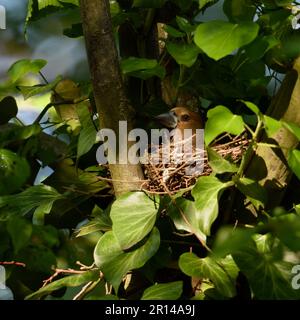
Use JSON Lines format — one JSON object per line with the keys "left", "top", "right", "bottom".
{"left": 199, "top": 0, "right": 215, "bottom": 10}
{"left": 204, "top": 106, "right": 245, "bottom": 145}
{"left": 121, "top": 58, "right": 157, "bottom": 73}
{"left": 38, "top": 0, "right": 63, "bottom": 10}
{"left": 168, "top": 198, "right": 206, "bottom": 241}
{"left": 223, "top": 0, "right": 256, "bottom": 23}
{"left": 121, "top": 57, "right": 165, "bottom": 79}
{"left": 213, "top": 226, "right": 255, "bottom": 258}
{"left": 288, "top": 149, "right": 300, "bottom": 180}
{"left": 8, "top": 59, "right": 47, "bottom": 83}
{"left": 63, "top": 23, "right": 83, "bottom": 38}
{"left": 282, "top": 121, "right": 300, "bottom": 141}
{"left": 17, "top": 75, "right": 62, "bottom": 100}
{"left": 194, "top": 20, "right": 259, "bottom": 60}
{"left": 164, "top": 25, "right": 185, "bottom": 38}
{"left": 0, "top": 96, "right": 18, "bottom": 125}
{"left": 166, "top": 42, "right": 200, "bottom": 67}
{"left": 0, "top": 124, "right": 41, "bottom": 147}
{"left": 176, "top": 16, "right": 195, "bottom": 33}
{"left": 7, "top": 217, "right": 33, "bottom": 254}
{"left": 133, "top": 0, "right": 166, "bottom": 7}
{"left": 76, "top": 205, "right": 112, "bottom": 237}
{"left": 141, "top": 281, "right": 183, "bottom": 300}
{"left": 25, "top": 270, "right": 99, "bottom": 300}
{"left": 263, "top": 115, "right": 282, "bottom": 137}
{"left": 0, "top": 149, "right": 30, "bottom": 195}
{"left": 179, "top": 253, "right": 238, "bottom": 297}
{"left": 111, "top": 192, "right": 159, "bottom": 249}
{"left": 232, "top": 239, "right": 300, "bottom": 299}
{"left": 207, "top": 147, "right": 238, "bottom": 173}
{"left": 191, "top": 176, "right": 231, "bottom": 235}
{"left": 240, "top": 100, "right": 260, "bottom": 115}
{"left": 245, "top": 35, "right": 280, "bottom": 61}
{"left": 0, "top": 185, "right": 64, "bottom": 218}
{"left": 76, "top": 102, "right": 96, "bottom": 160}
{"left": 94, "top": 228, "right": 160, "bottom": 291}
{"left": 235, "top": 177, "right": 268, "bottom": 209}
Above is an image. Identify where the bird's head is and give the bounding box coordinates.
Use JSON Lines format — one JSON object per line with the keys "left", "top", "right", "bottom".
{"left": 155, "top": 107, "right": 203, "bottom": 130}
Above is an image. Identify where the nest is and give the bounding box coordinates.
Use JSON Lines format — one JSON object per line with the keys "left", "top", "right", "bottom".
{"left": 141, "top": 133, "right": 249, "bottom": 194}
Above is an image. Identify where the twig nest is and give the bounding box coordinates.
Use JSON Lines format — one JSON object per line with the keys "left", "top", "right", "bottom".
{"left": 142, "top": 134, "right": 249, "bottom": 194}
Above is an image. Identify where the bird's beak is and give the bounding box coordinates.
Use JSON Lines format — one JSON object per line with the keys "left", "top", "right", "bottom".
{"left": 155, "top": 111, "right": 178, "bottom": 129}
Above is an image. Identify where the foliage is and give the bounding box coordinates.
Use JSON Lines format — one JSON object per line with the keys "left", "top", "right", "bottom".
{"left": 0, "top": 0, "right": 300, "bottom": 300}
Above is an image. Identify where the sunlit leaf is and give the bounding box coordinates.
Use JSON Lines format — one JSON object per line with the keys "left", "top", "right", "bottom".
{"left": 166, "top": 42, "right": 200, "bottom": 67}
{"left": 94, "top": 228, "right": 160, "bottom": 291}
{"left": 141, "top": 281, "right": 183, "bottom": 300}
{"left": 168, "top": 198, "right": 206, "bottom": 241}
{"left": 288, "top": 149, "right": 300, "bottom": 180}
{"left": 207, "top": 147, "right": 238, "bottom": 173}
{"left": 111, "top": 192, "right": 159, "bottom": 249}
{"left": 191, "top": 176, "right": 232, "bottom": 235}
{"left": 179, "top": 253, "right": 238, "bottom": 297}
{"left": 25, "top": 270, "right": 99, "bottom": 300}
{"left": 8, "top": 59, "right": 47, "bottom": 83}
{"left": 205, "top": 106, "right": 244, "bottom": 145}
{"left": 236, "top": 177, "right": 268, "bottom": 209}
{"left": 194, "top": 20, "right": 259, "bottom": 60}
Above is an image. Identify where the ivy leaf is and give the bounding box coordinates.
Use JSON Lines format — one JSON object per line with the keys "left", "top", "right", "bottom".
{"left": 263, "top": 115, "right": 282, "bottom": 137}
{"left": 235, "top": 177, "right": 268, "bottom": 209}
{"left": 76, "top": 102, "right": 96, "bottom": 160}
{"left": 204, "top": 106, "right": 245, "bottom": 145}
{"left": 26, "top": 270, "right": 99, "bottom": 300}
{"left": 207, "top": 147, "right": 238, "bottom": 173}
{"left": 168, "top": 198, "right": 206, "bottom": 241}
{"left": 94, "top": 228, "right": 160, "bottom": 291}
{"left": 0, "top": 96, "right": 18, "bottom": 125}
{"left": 223, "top": 0, "right": 256, "bottom": 23}
{"left": 166, "top": 42, "right": 200, "bottom": 67}
{"left": 141, "top": 281, "right": 183, "bottom": 300}
{"left": 245, "top": 35, "right": 280, "bottom": 61}
{"left": 121, "top": 57, "right": 165, "bottom": 79}
{"left": 0, "top": 185, "right": 64, "bottom": 219}
{"left": 240, "top": 100, "right": 260, "bottom": 115}
{"left": 179, "top": 253, "right": 238, "bottom": 298}
{"left": 110, "top": 192, "right": 159, "bottom": 250}
{"left": 213, "top": 226, "right": 255, "bottom": 258}
{"left": 282, "top": 121, "right": 300, "bottom": 141}
{"left": 0, "top": 149, "right": 30, "bottom": 195}
{"left": 199, "top": 0, "right": 215, "bottom": 10}
{"left": 232, "top": 238, "right": 300, "bottom": 299}
{"left": 17, "top": 75, "right": 62, "bottom": 100}
{"left": 191, "top": 176, "right": 232, "bottom": 235}
{"left": 288, "top": 149, "right": 300, "bottom": 180}
{"left": 164, "top": 25, "right": 185, "bottom": 38}
{"left": 7, "top": 217, "right": 33, "bottom": 254}
{"left": 194, "top": 20, "right": 259, "bottom": 60}
{"left": 176, "top": 16, "right": 195, "bottom": 33}
{"left": 7, "top": 59, "right": 47, "bottom": 83}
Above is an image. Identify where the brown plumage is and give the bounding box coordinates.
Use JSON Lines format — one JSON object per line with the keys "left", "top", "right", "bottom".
{"left": 155, "top": 107, "right": 204, "bottom": 147}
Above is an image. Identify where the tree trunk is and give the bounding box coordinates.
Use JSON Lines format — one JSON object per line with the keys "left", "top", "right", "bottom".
{"left": 246, "top": 57, "right": 300, "bottom": 209}
{"left": 80, "top": 0, "right": 144, "bottom": 196}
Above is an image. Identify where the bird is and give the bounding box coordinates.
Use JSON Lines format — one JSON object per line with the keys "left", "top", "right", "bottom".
{"left": 155, "top": 106, "right": 204, "bottom": 148}
{"left": 153, "top": 106, "right": 204, "bottom": 179}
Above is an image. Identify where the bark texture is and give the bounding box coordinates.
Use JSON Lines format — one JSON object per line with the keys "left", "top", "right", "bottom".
{"left": 246, "top": 57, "right": 300, "bottom": 208}
{"left": 80, "top": 0, "right": 144, "bottom": 196}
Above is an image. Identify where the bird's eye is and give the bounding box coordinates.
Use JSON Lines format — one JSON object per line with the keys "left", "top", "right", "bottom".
{"left": 181, "top": 114, "right": 190, "bottom": 122}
